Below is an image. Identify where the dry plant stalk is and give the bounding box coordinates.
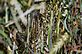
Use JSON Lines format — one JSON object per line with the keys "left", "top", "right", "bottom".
{"left": 10, "top": 0, "right": 27, "bottom": 26}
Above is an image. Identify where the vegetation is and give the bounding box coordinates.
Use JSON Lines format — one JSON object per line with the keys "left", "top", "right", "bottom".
{"left": 0, "top": 0, "right": 81, "bottom": 54}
